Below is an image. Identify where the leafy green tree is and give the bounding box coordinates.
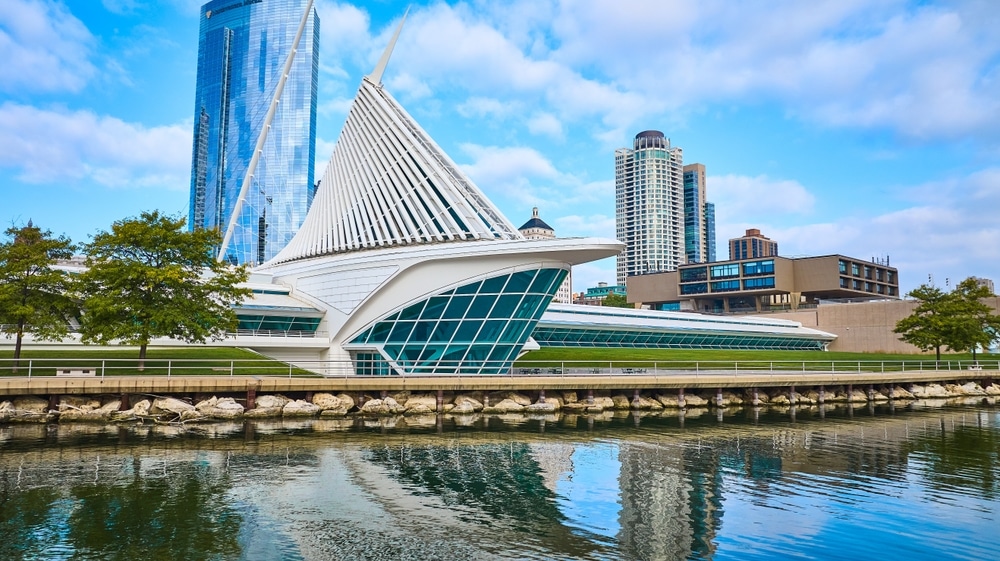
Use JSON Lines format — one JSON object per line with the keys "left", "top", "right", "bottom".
{"left": 947, "top": 277, "right": 1000, "bottom": 362}
{"left": 893, "top": 284, "right": 955, "bottom": 361}
{"left": 602, "top": 293, "right": 632, "bottom": 308}
{"left": 0, "top": 222, "right": 77, "bottom": 371}
{"left": 894, "top": 278, "right": 1000, "bottom": 361}
{"left": 77, "top": 211, "right": 250, "bottom": 370}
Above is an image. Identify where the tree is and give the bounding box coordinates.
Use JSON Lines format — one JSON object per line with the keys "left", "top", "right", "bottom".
{"left": 947, "top": 278, "right": 1000, "bottom": 362}
{"left": 894, "top": 278, "right": 1000, "bottom": 361}
{"left": 77, "top": 211, "right": 250, "bottom": 370}
{"left": 602, "top": 293, "right": 632, "bottom": 308}
{"left": 893, "top": 284, "right": 955, "bottom": 361}
{"left": 0, "top": 222, "right": 77, "bottom": 372}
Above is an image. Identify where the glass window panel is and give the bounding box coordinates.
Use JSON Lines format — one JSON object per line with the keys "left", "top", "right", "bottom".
{"left": 369, "top": 322, "right": 393, "bottom": 343}
{"left": 409, "top": 321, "right": 435, "bottom": 343}
{"left": 442, "top": 295, "right": 473, "bottom": 319}
{"left": 499, "top": 320, "right": 528, "bottom": 343}
{"left": 479, "top": 275, "right": 509, "bottom": 294}
{"left": 430, "top": 320, "right": 458, "bottom": 343}
{"left": 351, "top": 327, "right": 371, "bottom": 344}
{"left": 490, "top": 294, "right": 523, "bottom": 318}
{"left": 466, "top": 295, "right": 497, "bottom": 318}
{"left": 455, "top": 280, "right": 481, "bottom": 295}
{"left": 529, "top": 269, "right": 558, "bottom": 293}
{"left": 475, "top": 320, "right": 506, "bottom": 342}
{"left": 417, "top": 297, "right": 448, "bottom": 320}
{"left": 398, "top": 301, "right": 426, "bottom": 321}
{"left": 441, "top": 347, "right": 468, "bottom": 367}
{"left": 453, "top": 321, "right": 483, "bottom": 342}
{"left": 383, "top": 345, "right": 403, "bottom": 360}
{"left": 505, "top": 270, "right": 536, "bottom": 293}
{"left": 388, "top": 321, "right": 415, "bottom": 342}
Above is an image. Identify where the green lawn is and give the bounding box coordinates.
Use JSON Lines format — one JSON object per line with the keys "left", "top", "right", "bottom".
{"left": 515, "top": 348, "right": 999, "bottom": 371}
{"left": 0, "top": 347, "right": 319, "bottom": 377}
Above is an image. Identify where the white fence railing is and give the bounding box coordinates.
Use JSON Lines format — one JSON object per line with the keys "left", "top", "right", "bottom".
{"left": 0, "top": 358, "right": 997, "bottom": 379}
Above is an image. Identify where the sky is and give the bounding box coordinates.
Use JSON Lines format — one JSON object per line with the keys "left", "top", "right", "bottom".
{"left": 1, "top": 0, "right": 999, "bottom": 294}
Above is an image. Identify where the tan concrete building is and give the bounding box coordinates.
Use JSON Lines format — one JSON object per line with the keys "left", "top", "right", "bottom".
{"left": 764, "top": 297, "right": 1000, "bottom": 353}
{"left": 729, "top": 228, "right": 777, "bottom": 261}
{"left": 518, "top": 207, "right": 573, "bottom": 304}
{"left": 628, "top": 254, "right": 899, "bottom": 314}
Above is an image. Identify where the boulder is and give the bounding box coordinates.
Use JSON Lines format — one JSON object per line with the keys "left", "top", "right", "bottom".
{"left": 633, "top": 396, "right": 663, "bottom": 410}
{"left": 561, "top": 402, "right": 588, "bottom": 413}
{"left": 205, "top": 398, "right": 244, "bottom": 419}
{"left": 526, "top": 401, "right": 557, "bottom": 413}
{"left": 244, "top": 406, "right": 283, "bottom": 418}
{"left": 483, "top": 398, "right": 524, "bottom": 414}
{"left": 985, "top": 383, "right": 1000, "bottom": 396}
{"left": 910, "top": 383, "right": 949, "bottom": 398}
{"left": 770, "top": 394, "right": 790, "bottom": 405}
{"left": 611, "top": 395, "right": 631, "bottom": 409}
{"left": 888, "top": 386, "right": 915, "bottom": 400}
{"left": 847, "top": 389, "right": 869, "bottom": 403}
{"left": 311, "top": 392, "right": 342, "bottom": 410}
{"left": 59, "top": 396, "right": 101, "bottom": 411}
{"left": 491, "top": 392, "right": 531, "bottom": 407}
{"left": 870, "top": 390, "right": 889, "bottom": 402}
{"left": 255, "top": 394, "right": 291, "bottom": 409}
{"left": 957, "top": 382, "right": 986, "bottom": 396}
{"left": 405, "top": 394, "right": 439, "bottom": 410}
{"left": 150, "top": 397, "right": 195, "bottom": 416}
{"left": 541, "top": 397, "right": 562, "bottom": 411}
{"left": 179, "top": 409, "right": 207, "bottom": 422}
{"left": 715, "top": 392, "right": 744, "bottom": 407}
{"left": 389, "top": 391, "right": 411, "bottom": 404}
{"left": 684, "top": 394, "right": 709, "bottom": 407}
{"left": 452, "top": 394, "right": 484, "bottom": 412}
{"left": 12, "top": 396, "right": 49, "bottom": 414}
{"left": 561, "top": 391, "right": 578, "bottom": 404}
{"left": 655, "top": 394, "right": 682, "bottom": 408}
{"left": 60, "top": 407, "right": 114, "bottom": 422}
{"left": 336, "top": 393, "right": 357, "bottom": 410}
{"left": 283, "top": 399, "right": 321, "bottom": 417}
{"left": 593, "top": 396, "right": 615, "bottom": 409}
{"left": 404, "top": 403, "right": 434, "bottom": 416}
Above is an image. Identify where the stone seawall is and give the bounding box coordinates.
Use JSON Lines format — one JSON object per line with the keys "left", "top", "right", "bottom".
{"left": 2, "top": 378, "right": 998, "bottom": 424}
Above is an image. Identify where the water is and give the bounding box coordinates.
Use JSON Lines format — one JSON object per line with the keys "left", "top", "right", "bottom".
{"left": 1, "top": 403, "right": 998, "bottom": 561}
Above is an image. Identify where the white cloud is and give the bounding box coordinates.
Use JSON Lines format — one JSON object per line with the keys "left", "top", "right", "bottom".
{"left": 554, "top": 214, "right": 615, "bottom": 239}
{"left": 0, "top": 0, "right": 97, "bottom": 93}
{"left": 527, "top": 112, "right": 563, "bottom": 139}
{"left": 385, "top": 72, "right": 432, "bottom": 100}
{"left": 0, "top": 103, "right": 191, "bottom": 190}
{"left": 456, "top": 97, "right": 521, "bottom": 119}
{"left": 101, "top": 0, "right": 142, "bottom": 15}
{"left": 314, "top": 136, "right": 337, "bottom": 178}
{"left": 709, "top": 174, "right": 816, "bottom": 228}
{"left": 314, "top": 0, "right": 374, "bottom": 74}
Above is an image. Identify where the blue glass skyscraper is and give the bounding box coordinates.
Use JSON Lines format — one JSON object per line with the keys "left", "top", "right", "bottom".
{"left": 189, "top": 0, "right": 319, "bottom": 265}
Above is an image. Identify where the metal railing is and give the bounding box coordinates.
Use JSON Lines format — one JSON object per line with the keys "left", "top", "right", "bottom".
{"left": 0, "top": 357, "right": 997, "bottom": 379}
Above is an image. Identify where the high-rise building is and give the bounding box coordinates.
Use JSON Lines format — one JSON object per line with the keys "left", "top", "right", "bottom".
{"left": 189, "top": 0, "right": 319, "bottom": 265}
{"left": 615, "top": 130, "right": 685, "bottom": 285}
{"left": 683, "top": 163, "right": 716, "bottom": 264}
{"left": 518, "top": 207, "right": 572, "bottom": 303}
{"left": 729, "top": 228, "right": 778, "bottom": 261}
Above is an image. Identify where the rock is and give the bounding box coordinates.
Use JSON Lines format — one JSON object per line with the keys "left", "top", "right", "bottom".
{"left": 526, "top": 402, "right": 557, "bottom": 413}
{"left": 910, "top": 383, "right": 949, "bottom": 398}
{"left": 957, "top": 382, "right": 986, "bottom": 396}
{"left": 684, "top": 394, "right": 709, "bottom": 407}
{"left": 985, "top": 383, "right": 1000, "bottom": 396}
{"left": 491, "top": 392, "right": 531, "bottom": 407}
{"left": 655, "top": 394, "right": 682, "bottom": 408}
{"left": 389, "top": 391, "right": 411, "bottom": 404}
{"left": 792, "top": 391, "right": 814, "bottom": 405}
{"left": 179, "top": 409, "right": 206, "bottom": 422}
{"left": 404, "top": 403, "right": 434, "bottom": 415}
{"left": 888, "top": 386, "right": 915, "bottom": 400}
{"left": 452, "top": 394, "right": 484, "bottom": 411}
{"left": 98, "top": 400, "right": 121, "bottom": 413}
{"left": 150, "top": 397, "right": 195, "bottom": 416}
{"left": 848, "top": 389, "right": 869, "bottom": 403}
{"left": 541, "top": 397, "right": 562, "bottom": 411}
{"left": 585, "top": 405, "right": 605, "bottom": 414}
{"left": 312, "top": 393, "right": 344, "bottom": 410}
{"left": 336, "top": 393, "right": 357, "bottom": 410}
{"left": 205, "top": 398, "right": 244, "bottom": 419}
{"left": 0, "top": 401, "right": 12, "bottom": 421}
{"left": 593, "top": 396, "right": 615, "bottom": 409}
{"left": 405, "top": 394, "right": 439, "bottom": 410}
{"left": 12, "top": 396, "right": 49, "bottom": 414}
{"left": 132, "top": 399, "right": 151, "bottom": 416}
{"left": 483, "top": 398, "right": 524, "bottom": 414}
{"left": 319, "top": 407, "right": 350, "bottom": 417}
{"left": 59, "top": 396, "right": 101, "bottom": 411}
{"left": 561, "top": 402, "right": 588, "bottom": 413}
{"left": 611, "top": 395, "right": 631, "bottom": 409}
{"left": 195, "top": 396, "right": 219, "bottom": 411}
{"left": 255, "top": 394, "right": 291, "bottom": 409}
{"left": 244, "top": 407, "right": 283, "bottom": 418}
{"left": 60, "top": 407, "right": 114, "bottom": 422}
{"left": 283, "top": 399, "right": 321, "bottom": 417}
{"left": 562, "top": 391, "right": 578, "bottom": 403}
{"left": 870, "top": 390, "right": 889, "bottom": 402}
{"left": 633, "top": 396, "right": 663, "bottom": 410}
{"left": 714, "top": 392, "right": 744, "bottom": 407}
{"left": 770, "top": 394, "right": 790, "bottom": 405}
{"left": 357, "top": 398, "right": 404, "bottom": 416}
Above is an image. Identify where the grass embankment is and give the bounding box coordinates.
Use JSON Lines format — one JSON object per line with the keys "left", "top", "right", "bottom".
{"left": 515, "top": 348, "right": 998, "bottom": 372}
{"left": 0, "top": 348, "right": 318, "bottom": 377}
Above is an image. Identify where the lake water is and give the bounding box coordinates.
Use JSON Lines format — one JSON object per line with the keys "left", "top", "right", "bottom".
{"left": 1, "top": 403, "right": 998, "bottom": 561}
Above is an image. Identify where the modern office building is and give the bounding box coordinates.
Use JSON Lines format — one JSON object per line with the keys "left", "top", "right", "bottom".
{"left": 189, "top": 0, "right": 319, "bottom": 265}
{"left": 616, "top": 131, "right": 685, "bottom": 285}
{"left": 972, "top": 277, "right": 996, "bottom": 295}
{"left": 627, "top": 254, "right": 899, "bottom": 314}
{"left": 729, "top": 228, "right": 778, "bottom": 261}
{"left": 518, "top": 207, "right": 573, "bottom": 304}
{"left": 573, "top": 282, "right": 627, "bottom": 306}
{"left": 683, "top": 163, "right": 716, "bottom": 264}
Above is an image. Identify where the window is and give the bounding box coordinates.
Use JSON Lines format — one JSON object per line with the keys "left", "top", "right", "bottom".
{"left": 851, "top": 263, "right": 860, "bottom": 276}
{"left": 840, "top": 277, "right": 848, "bottom": 288}
{"left": 864, "top": 266, "right": 873, "bottom": 280}
{"left": 876, "top": 269, "right": 884, "bottom": 282}
{"left": 743, "top": 260, "right": 774, "bottom": 276}
{"left": 680, "top": 266, "right": 708, "bottom": 283}
{"left": 680, "top": 283, "right": 708, "bottom": 295}
{"left": 839, "top": 260, "right": 847, "bottom": 274}
{"left": 711, "top": 280, "right": 741, "bottom": 292}
{"left": 743, "top": 277, "right": 775, "bottom": 290}
{"left": 852, "top": 280, "right": 861, "bottom": 290}
{"left": 710, "top": 263, "right": 740, "bottom": 279}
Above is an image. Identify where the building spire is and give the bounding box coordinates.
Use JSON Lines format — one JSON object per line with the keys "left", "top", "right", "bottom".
{"left": 367, "top": 7, "right": 409, "bottom": 86}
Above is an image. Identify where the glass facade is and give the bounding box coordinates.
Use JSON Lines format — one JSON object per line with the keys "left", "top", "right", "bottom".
{"left": 346, "top": 268, "right": 567, "bottom": 375}
{"left": 531, "top": 327, "right": 825, "bottom": 351}
{"left": 189, "top": 0, "right": 319, "bottom": 265}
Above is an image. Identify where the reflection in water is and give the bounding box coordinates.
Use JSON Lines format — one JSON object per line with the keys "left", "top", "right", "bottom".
{"left": 0, "top": 405, "right": 998, "bottom": 560}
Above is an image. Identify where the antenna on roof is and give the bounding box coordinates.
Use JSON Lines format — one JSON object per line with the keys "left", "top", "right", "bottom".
{"left": 367, "top": 7, "right": 409, "bottom": 86}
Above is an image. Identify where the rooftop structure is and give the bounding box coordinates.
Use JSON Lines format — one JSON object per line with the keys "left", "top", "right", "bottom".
{"left": 518, "top": 208, "right": 572, "bottom": 304}
{"left": 729, "top": 228, "right": 777, "bottom": 261}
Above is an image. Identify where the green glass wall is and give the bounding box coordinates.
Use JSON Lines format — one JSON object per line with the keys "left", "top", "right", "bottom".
{"left": 348, "top": 268, "right": 567, "bottom": 375}
{"left": 531, "top": 327, "right": 825, "bottom": 351}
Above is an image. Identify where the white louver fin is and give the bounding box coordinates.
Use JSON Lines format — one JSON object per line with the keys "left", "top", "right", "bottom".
{"left": 269, "top": 17, "right": 522, "bottom": 265}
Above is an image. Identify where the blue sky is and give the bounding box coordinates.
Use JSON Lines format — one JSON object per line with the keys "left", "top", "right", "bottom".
{"left": 1, "top": 0, "right": 998, "bottom": 293}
